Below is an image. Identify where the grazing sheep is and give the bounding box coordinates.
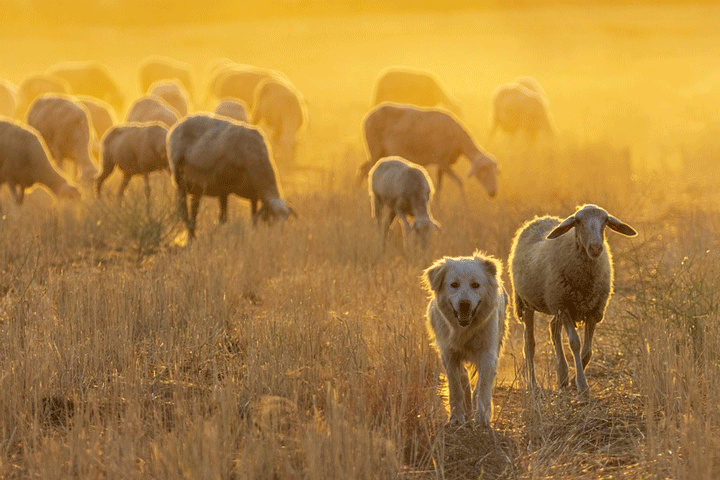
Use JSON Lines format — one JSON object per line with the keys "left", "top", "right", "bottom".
{"left": 214, "top": 99, "right": 249, "bottom": 122}
{"left": 251, "top": 78, "right": 306, "bottom": 164}
{"left": 423, "top": 252, "right": 508, "bottom": 426}
{"left": 0, "top": 79, "right": 18, "bottom": 118}
{"left": 508, "top": 204, "right": 637, "bottom": 393}
{"left": 167, "top": 114, "right": 294, "bottom": 237}
{"left": 372, "top": 66, "right": 461, "bottom": 116}
{"left": 368, "top": 156, "right": 440, "bottom": 249}
{"left": 139, "top": 55, "right": 194, "bottom": 101}
{"left": 47, "top": 61, "right": 124, "bottom": 113}
{"left": 362, "top": 103, "right": 498, "bottom": 198}
{"left": 27, "top": 94, "right": 98, "bottom": 182}
{"left": 17, "top": 74, "right": 71, "bottom": 117}
{"left": 126, "top": 95, "right": 179, "bottom": 128}
{"left": 149, "top": 79, "right": 190, "bottom": 117}
{"left": 78, "top": 96, "right": 116, "bottom": 160}
{"left": 96, "top": 122, "right": 169, "bottom": 200}
{"left": 0, "top": 119, "right": 80, "bottom": 204}
{"left": 210, "top": 64, "right": 279, "bottom": 111}
{"left": 489, "top": 82, "right": 554, "bottom": 141}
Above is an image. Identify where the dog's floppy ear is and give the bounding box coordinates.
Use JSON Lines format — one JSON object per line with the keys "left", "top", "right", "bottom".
{"left": 423, "top": 259, "right": 447, "bottom": 293}
{"left": 475, "top": 252, "right": 502, "bottom": 278}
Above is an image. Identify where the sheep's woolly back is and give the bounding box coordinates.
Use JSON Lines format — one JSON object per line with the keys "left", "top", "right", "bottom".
{"left": 372, "top": 66, "right": 461, "bottom": 115}
{"left": 126, "top": 95, "right": 180, "bottom": 128}
{"left": 508, "top": 214, "right": 613, "bottom": 325}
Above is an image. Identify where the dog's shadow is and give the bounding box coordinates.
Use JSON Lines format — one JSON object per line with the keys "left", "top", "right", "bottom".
{"left": 436, "top": 423, "right": 518, "bottom": 479}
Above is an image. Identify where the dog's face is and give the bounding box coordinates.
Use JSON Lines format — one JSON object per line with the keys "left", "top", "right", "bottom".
{"left": 424, "top": 254, "right": 500, "bottom": 328}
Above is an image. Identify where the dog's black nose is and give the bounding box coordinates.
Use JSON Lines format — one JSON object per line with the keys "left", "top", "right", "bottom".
{"left": 458, "top": 300, "right": 472, "bottom": 316}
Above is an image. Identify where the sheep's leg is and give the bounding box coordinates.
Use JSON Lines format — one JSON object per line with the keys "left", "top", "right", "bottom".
{"left": 560, "top": 311, "right": 589, "bottom": 393}
{"left": 435, "top": 169, "right": 444, "bottom": 195}
{"left": 251, "top": 199, "right": 259, "bottom": 225}
{"left": 372, "top": 196, "right": 383, "bottom": 230}
{"left": 521, "top": 306, "right": 537, "bottom": 389}
{"left": 188, "top": 194, "right": 201, "bottom": 238}
{"left": 581, "top": 321, "right": 596, "bottom": 369}
{"left": 218, "top": 195, "right": 228, "bottom": 223}
{"left": 95, "top": 164, "right": 114, "bottom": 197}
{"left": 10, "top": 184, "right": 24, "bottom": 205}
{"left": 383, "top": 210, "right": 396, "bottom": 241}
{"left": 397, "top": 212, "right": 411, "bottom": 248}
{"left": 440, "top": 166, "right": 466, "bottom": 200}
{"left": 550, "top": 315, "right": 569, "bottom": 389}
{"left": 143, "top": 174, "right": 151, "bottom": 202}
{"left": 442, "top": 351, "right": 469, "bottom": 425}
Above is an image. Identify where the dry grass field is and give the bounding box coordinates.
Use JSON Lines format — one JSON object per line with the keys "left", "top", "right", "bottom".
{"left": 2, "top": 3, "right": 720, "bottom": 478}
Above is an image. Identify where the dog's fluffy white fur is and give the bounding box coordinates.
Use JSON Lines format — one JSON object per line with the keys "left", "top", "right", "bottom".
{"left": 423, "top": 251, "right": 508, "bottom": 426}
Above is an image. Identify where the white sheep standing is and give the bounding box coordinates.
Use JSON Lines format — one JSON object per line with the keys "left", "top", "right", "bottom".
{"left": 149, "top": 79, "right": 190, "bottom": 117}
{"left": 26, "top": 94, "right": 98, "bottom": 182}
{"left": 489, "top": 81, "right": 554, "bottom": 142}
{"left": 139, "top": 55, "right": 195, "bottom": 102}
{"left": 508, "top": 204, "right": 637, "bottom": 393}
{"left": 368, "top": 156, "right": 441, "bottom": 249}
{"left": 167, "top": 114, "right": 294, "bottom": 237}
{"left": 362, "top": 103, "right": 498, "bottom": 198}
{"left": 372, "top": 66, "right": 462, "bottom": 117}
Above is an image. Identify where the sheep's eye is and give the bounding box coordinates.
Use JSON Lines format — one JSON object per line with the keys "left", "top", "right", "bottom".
{"left": 471, "top": 282, "right": 480, "bottom": 289}
{"left": 450, "top": 282, "right": 459, "bottom": 289}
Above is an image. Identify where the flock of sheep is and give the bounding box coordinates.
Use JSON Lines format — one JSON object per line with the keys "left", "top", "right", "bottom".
{"left": 0, "top": 57, "right": 637, "bottom": 427}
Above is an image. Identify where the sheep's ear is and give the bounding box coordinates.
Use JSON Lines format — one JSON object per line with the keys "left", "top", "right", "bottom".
{"left": 607, "top": 216, "right": 637, "bottom": 236}
{"left": 423, "top": 260, "right": 447, "bottom": 293}
{"left": 547, "top": 215, "right": 576, "bottom": 239}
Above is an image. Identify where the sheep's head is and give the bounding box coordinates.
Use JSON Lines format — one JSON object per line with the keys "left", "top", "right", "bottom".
{"left": 547, "top": 204, "right": 637, "bottom": 259}
{"left": 256, "top": 198, "right": 297, "bottom": 226}
{"left": 468, "top": 152, "right": 498, "bottom": 198}
{"left": 412, "top": 216, "right": 441, "bottom": 249}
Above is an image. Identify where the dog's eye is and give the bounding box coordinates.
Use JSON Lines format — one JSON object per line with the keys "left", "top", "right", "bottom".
{"left": 471, "top": 282, "right": 480, "bottom": 289}
{"left": 450, "top": 282, "right": 459, "bottom": 289}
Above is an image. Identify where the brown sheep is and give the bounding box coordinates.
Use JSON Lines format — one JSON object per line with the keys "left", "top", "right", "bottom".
{"left": 251, "top": 78, "right": 306, "bottom": 164}
{"left": 17, "top": 74, "right": 71, "bottom": 117}
{"left": 46, "top": 61, "right": 124, "bottom": 113}
{"left": 372, "top": 66, "right": 462, "bottom": 116}
{"left": 362, "top": 103, "right": 498, "bottom": 198}
{"left": 167, "top": 114, "right": 294, "bottom": 237}
{"left": 149, "top": 79, "right": 190, "bottom": 117}
{"left": 0, "top": 119, "right": 80, "bottom": 204}
{"left": 27, "top": 95, "right": 98, "bottom": 182}
{"left": 96, "top": 122, "right": 169, "bottom": 200}
{"left": 489, "top": 82, "right": 554, "bottom": 141}
{"left": 139, "top": 55, "right": 194, "bottom": 101}
{"left": 126, "top": 95, "right": 179, "bottom": 128}
{"left": 0, "top": 79, "right": 18, "bottom": 118}
{"left": 214, "top": 99, "right": 249, "bottom": 122}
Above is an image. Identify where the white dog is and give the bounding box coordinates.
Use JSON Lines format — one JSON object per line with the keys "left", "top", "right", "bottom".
{"left": 423, "top": 252, "right": 508, "bottom": 426}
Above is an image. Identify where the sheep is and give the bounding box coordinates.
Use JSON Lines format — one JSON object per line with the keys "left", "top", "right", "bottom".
{"left": 489, "top": 82, "right": 554, "bottom": 142}
{"left": 214, "top": 99, "right": 249, "bottom": 122}
{"left": 149, "top": 79, "right": 190, "bottom": 117}
{"left": 507, "top": 204, "right": 637, "bottom": 393}
{"left": 167, "top": 114, "right": 294, "bottom": 237}
{"left": 209, "top": 64, "right": 279, "bottom": 111}
{"left": 361, "top": 103, "right": 498, "bottom": 198}
{"left": 17, "top": 74, "right": 71, "bottom": 117}
{"left": 139, "top": 55, "right": 195, "bottom": 101}
{"left": 47, "top": 61, "right": 124, "bottom": 113}
{"left": 368, "top": 156, "right": 440, "bottom": 249}
{"left": 96, "top": 122, "right": 169, "bottom": 200}
{"left": 0, "top": 79, "right": 18, "bottom": 118}
{"left": 372, "top": 66, "right": 462, "bottom": 117}
{"left": 26, "top": 94, "right": 98, "bottom": 183}
{"left": 78, "top": 96, "right": 116, "bottom": 160}
{"left": 0, "top": 119, "right": 80, "bottom": 204}
{"left": 126, "top": 95, "right": 179, "bottom": 128}
{"left": 251, "top": 78, "right": 306, "bottom": 164}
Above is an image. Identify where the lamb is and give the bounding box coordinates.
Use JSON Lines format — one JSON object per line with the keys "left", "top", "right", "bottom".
{"left": 96, "top": 122, "right": 169, "bottom": 200}
{"left": 209, "top": 64, "right": 279, "bottom": 111}
{"left": 372, "top": 66, "right": 462, "bottom": 117}
{"left": 17, "top": 74, "right": 71, "bottom": 117}
{"left": 126, "top": 95, "right": 179, "bottom": 128}
{"left": 368, "top": 156, "right": 440, "bottom": 249}
{"left": 214, "top": 99, "right": 249, "bottom": 122}
{"left": 26, "top": 94, "right": 98, "bottom": 182}
{"left": 251, "top": 78, "right": 306, "bottom": 164}
{"left": 489, "top": 82, "right": 554, "bottom": 141}
{"left": 167, "top": 114, "right": 294, "bottom": 237}
{"left": 0, "top": 119, "right": 80, "bottom": 204}
{"left": 139, "top": 55, "right": 195, "bottom": 101}
{"left": 149, "top": 80, "right": 190, "bottom": 117}
{"left": 0, "top": 79, "right": 18, "bottom": 118}
{"left": 507, "top": 204, "right": 637, "bottom": 393}
{"left": 47, "top": 61, "right": 125, "bottom": 113}
{"left": 361, "top": 103, "right": 498, "bottom": 198}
